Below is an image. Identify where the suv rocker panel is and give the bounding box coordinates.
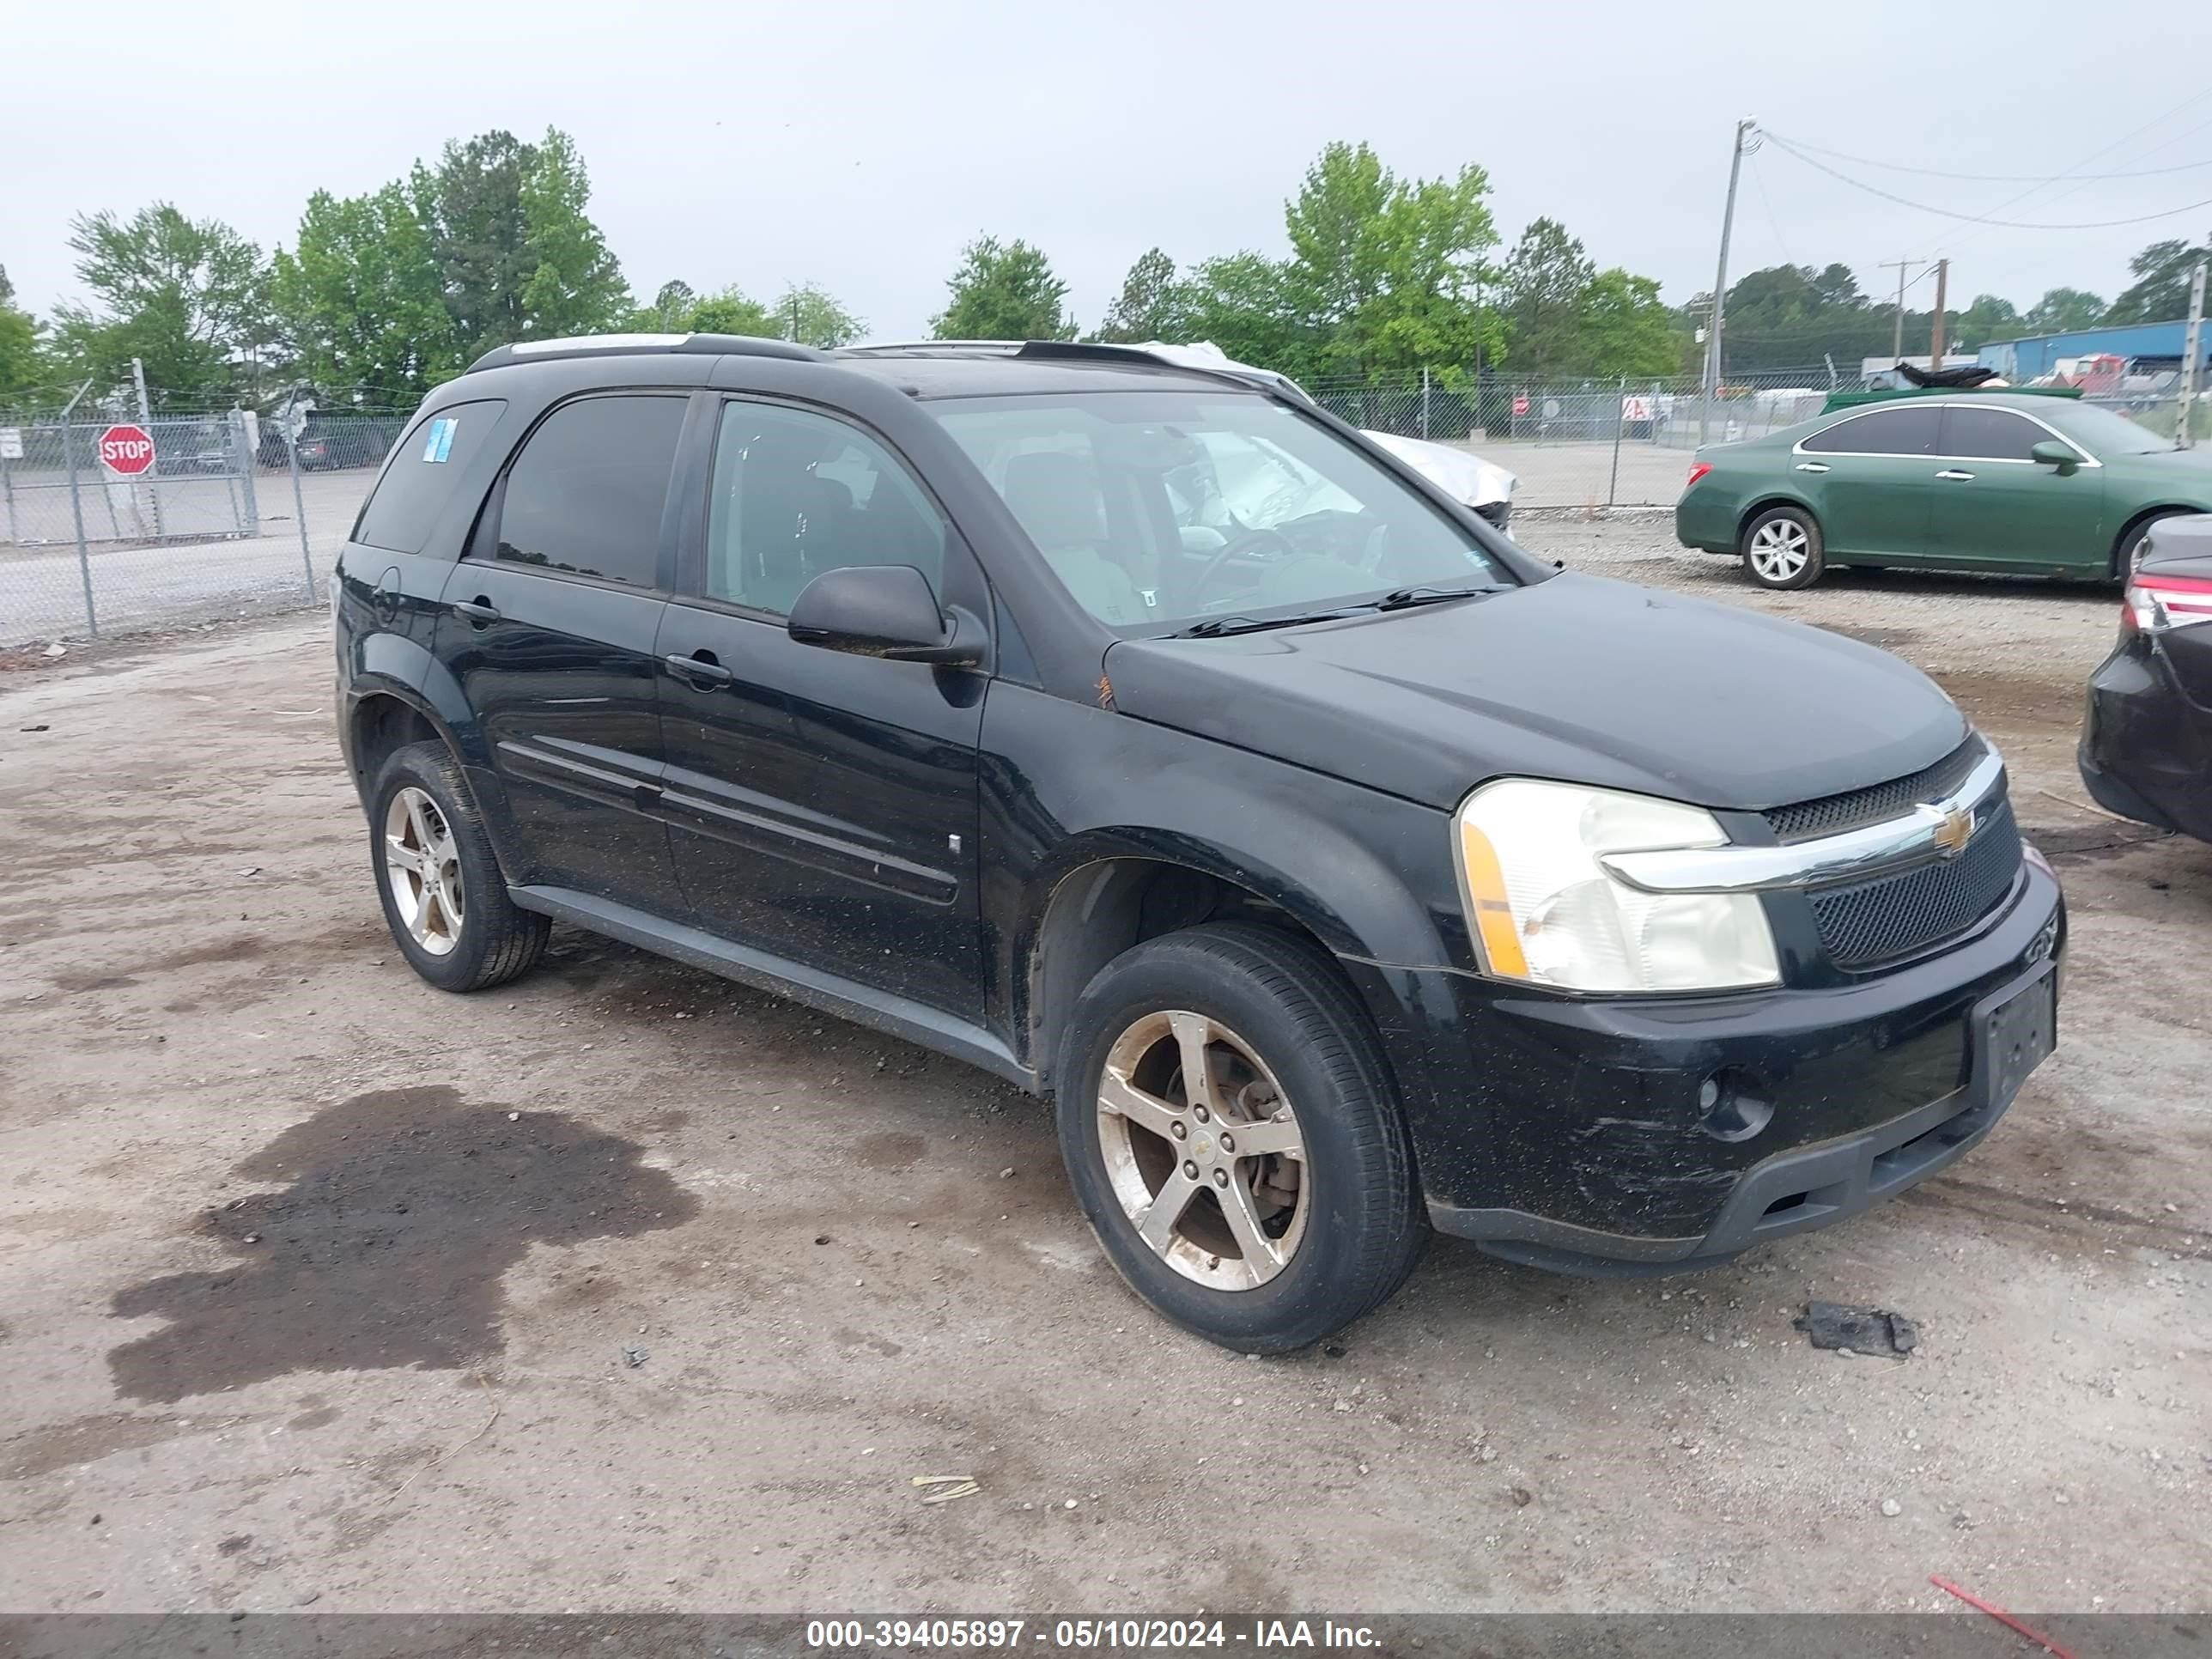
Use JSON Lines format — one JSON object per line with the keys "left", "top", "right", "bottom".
{"left": 507, "top": 884, "right": 1029, "bottom": 1087}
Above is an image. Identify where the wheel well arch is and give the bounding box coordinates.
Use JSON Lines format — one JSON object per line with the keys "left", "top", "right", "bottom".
{"left": 349, "top": 690, "right": 445, "bottom": 793}
{"left": 2110, "top": 504, "right": 2201, "bottom": 577}
{"left": 1021, "top": 855, "right": 1343, "bottom": 1092}
{"left": 1736, "top": 495, "right": 1819, "bottom": 548}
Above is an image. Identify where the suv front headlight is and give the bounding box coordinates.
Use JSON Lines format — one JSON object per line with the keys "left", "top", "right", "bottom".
{"left": 1455, "top": 778, "right": 1780, "bottom": 994}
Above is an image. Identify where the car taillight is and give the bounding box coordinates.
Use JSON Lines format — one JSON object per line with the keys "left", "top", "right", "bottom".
{"left": 1684, "top": 462, "right": 1711, "bottom": 489}
{"left": 2123, "top": 569, "right": 2212, "bottom": 635}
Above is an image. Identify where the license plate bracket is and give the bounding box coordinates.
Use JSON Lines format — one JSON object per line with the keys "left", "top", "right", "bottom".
{"left": 1970, "top": 963, "right": 2057, "bottom": 1116}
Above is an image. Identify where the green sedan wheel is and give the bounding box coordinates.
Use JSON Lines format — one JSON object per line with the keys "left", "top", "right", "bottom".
{"left": 1741, "top": 506, "right": 1825, "bottom": 591}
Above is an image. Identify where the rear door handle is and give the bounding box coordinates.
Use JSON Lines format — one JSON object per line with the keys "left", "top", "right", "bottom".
{"left": 1935, "top": 469, "right": 1976, "bottom": 481}
{"left": 451, "top": 598, "right": 501, "bottom": 625}
{"left": 665, "top": 650, "right": 733, "bottom": 688}
{"left": 1793, "top": 461, "right": 1830, "bottom": 473}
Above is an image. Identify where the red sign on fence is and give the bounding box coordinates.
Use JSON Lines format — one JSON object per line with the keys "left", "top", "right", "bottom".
{"left": 98, "top": 423, "right": 156, "bottom": 475}
{"left": 1511, "top": 394, "right": 1530, "bottom": 416}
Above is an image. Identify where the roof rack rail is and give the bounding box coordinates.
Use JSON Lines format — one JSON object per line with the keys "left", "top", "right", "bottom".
{"left": 833, "top": 338, "right": 1309, "bottom": 401}
{"left": 465, "top": 332, "right": 826, "bottom": 374}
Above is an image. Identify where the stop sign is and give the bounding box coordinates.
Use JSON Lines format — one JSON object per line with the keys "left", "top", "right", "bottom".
{"left": 98, "top": 423, "right": 156, "bottom": 475}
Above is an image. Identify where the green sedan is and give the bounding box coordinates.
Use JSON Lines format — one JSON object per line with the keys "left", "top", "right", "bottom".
{"left": 1674, "top": 391, "right": 2212, "bottom": 589}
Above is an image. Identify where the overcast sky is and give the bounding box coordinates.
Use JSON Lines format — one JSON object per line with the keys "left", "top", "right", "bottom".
{"left": 8, "top": 0, "right": 2212, "bottom": 345}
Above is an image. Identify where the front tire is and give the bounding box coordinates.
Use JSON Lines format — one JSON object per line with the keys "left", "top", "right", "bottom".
{"left": 1056, "top": 922, "right": 1425, "bottom": 1354}
{"left": 1741, "top": 506, "right": 1825, "bottom": 589}
{"left": 368, "top": 740, "right": 549, "bottom": 993}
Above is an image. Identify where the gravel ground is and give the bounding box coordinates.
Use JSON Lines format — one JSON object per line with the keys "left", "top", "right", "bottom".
{"left": 0, "top": 519, "right": 2206, "bottom": 1616}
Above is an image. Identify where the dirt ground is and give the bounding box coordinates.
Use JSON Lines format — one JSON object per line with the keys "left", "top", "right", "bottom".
{"left": 1, "top": 519, "right": 2206, "bottom": 1616}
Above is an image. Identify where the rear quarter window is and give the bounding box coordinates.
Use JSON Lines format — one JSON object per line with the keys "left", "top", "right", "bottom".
{"left": 351, "top": 400, "right": 508, "bottom": 554}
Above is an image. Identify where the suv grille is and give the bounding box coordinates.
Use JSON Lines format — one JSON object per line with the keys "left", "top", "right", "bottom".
{"left": 1808, "top": 797, "right": 2023, "bottom": 969}
{"left": 1763, "top": 735, "right": 1986, "bottom": 843}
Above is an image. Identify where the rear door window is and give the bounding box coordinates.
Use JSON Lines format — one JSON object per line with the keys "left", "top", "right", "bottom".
{"left": 1940, "top": 405, "right": 2065, "bottom": 461}
{"left": 352, "top": 400, "right": 507, "bottom": 553}
{"left": 488, "top": 394, "right": 689, "bottom": 588}
{"left": 1801, "top": 406, "right": 1941, "bottom": 456}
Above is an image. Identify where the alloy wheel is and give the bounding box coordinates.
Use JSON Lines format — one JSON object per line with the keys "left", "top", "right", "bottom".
{"left": 383, "top": 786, "right": 465, "bottom": 957}
{"left": 1748, "top": 519, "right": 1810, "bottom": 582}
{"left": 1095, "top": 1009, "right": 1309, "bottom": 1291}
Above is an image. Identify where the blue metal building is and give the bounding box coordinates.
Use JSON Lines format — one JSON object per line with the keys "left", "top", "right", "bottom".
{"left": 1977, "top": 319, "right": 2208, "bottom": 379}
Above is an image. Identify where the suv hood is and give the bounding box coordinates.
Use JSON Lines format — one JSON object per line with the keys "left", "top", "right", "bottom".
{"left": 1103, "top": 573, "right": 1966, "bottom": 812}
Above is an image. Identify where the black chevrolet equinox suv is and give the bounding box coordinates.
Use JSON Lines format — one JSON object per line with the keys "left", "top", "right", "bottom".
{"left": 334, "top": 333, "right": 2064, "bottom": 1352}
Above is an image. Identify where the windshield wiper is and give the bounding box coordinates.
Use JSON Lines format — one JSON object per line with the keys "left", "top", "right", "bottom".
{"left": 1371, "top": 583, "right": 1504, "bottom": 611}
{"left": 1176, "top": 609, "right": 1357, "bottom": 638}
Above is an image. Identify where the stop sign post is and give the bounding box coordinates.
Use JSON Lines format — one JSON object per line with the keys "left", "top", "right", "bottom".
{"left": 99, "top": 424, "right": 156, "bottom": 476}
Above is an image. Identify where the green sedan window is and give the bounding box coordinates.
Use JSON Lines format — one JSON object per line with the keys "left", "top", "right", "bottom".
{"left": 1802, "top": 406, "right": 1940, "bottom": 455}
{"left": 1941, "top": 406, "right": 2065, "bottom": 462}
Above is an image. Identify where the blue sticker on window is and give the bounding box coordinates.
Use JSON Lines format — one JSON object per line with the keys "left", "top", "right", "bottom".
{"left": 422, "top": 416, "right": 457, "bottom": 463}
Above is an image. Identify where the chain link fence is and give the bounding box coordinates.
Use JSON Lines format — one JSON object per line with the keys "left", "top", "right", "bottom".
{"left": 1306, "top": 368, "right": 1845, "bottom": 512}
{"left": 1, "top": 405, "right": 404, "bottom": 648}
{"left": 1310, "top": 364, "right": 2212, "bottom": 514}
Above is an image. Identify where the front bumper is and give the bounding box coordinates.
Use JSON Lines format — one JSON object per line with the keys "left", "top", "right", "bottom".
{"left": 1350, "top": 860, "right": 2064, "bottom": 1274}
{"left": 2079, "top": 632, "right": 2212, "bottom": 843}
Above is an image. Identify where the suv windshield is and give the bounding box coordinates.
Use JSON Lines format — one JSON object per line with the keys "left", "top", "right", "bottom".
{"left": 929, "top": 390, "right": 1512, "bottom": 632}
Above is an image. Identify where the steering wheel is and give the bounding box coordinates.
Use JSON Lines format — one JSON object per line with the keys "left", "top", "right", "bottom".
{"left": 1190, "top": 526, "right": 1294, "bottom": 607}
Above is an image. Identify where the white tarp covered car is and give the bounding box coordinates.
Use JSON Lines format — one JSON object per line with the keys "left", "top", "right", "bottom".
{"left": 1128, "top": 341, "right": 1517, "bottom": 529}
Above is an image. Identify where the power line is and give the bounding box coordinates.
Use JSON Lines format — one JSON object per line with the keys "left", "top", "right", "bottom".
{"left": 1760, "top": 131, "right": 2212, "bottom": 230}
{"left": 1759, "top": 130, "right": 2212, "bottom": 184}
{"left": 1748, "top": 150, "right": 1794, "bottom": 266}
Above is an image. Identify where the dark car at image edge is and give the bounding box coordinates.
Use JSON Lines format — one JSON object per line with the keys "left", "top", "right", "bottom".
{"left": 2081, "top": 512, "right": 2212, "bottom": 843}
{"left": 331, "top": 332, "right": 2065, "bottom": 1352}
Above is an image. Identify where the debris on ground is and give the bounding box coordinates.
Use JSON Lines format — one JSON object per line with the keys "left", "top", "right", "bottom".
{"left": 1795, "top": 1301, "right": 1919, "bottom": 1358}
{"left": 20, "top": 724, "right": 48, "bottom": 732}
{"left": 620, "top": 1345, "right": 649, "bottom": 1369}
{"left": 910, "top": 1474, "right": 979, "bottom": 1505}
{"left": 43, "top": 642, "right": 66, "bottom": 659}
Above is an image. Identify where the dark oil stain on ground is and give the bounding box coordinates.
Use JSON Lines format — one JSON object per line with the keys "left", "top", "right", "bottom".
{"left": 106, "top": 1085, "right": 698, "bottom": 1403}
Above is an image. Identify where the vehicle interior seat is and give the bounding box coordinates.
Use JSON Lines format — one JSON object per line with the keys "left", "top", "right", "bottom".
{"left": 1000, "top": 451, "right": 1152, "bottom": 626}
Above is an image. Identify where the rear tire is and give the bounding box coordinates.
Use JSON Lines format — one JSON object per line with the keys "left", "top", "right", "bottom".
{"left": 1055, "top": 922, "right": 1425, "bottom": 1354}
{"left": 1741, "top": 506, "right": 1825, "bottom": 589}
{"left": 368, "top": 740, "right": 549, "bottom": 994}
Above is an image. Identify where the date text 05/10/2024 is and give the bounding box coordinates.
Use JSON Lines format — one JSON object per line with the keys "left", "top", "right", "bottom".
{"left": 804, "top": 1619, "right": 1383, "bottom": 1650}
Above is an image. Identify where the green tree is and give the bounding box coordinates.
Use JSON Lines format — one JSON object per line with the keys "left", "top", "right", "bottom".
{"left": 1279, "top": 141, "right": 1502, "bottom": 380}
{"left": 684, "top": 285, "right": 780, "bottom": 337}
{"left": 1177, "top": 252, "right": 1318, "bottom": 380}
{"left": 271, "top": 183, "right": 456, "bottom": 404}
{"left": 1575, "top": 268, "right": 1682, "bottom": 376}
{"left": 774, "top": 281, "right": 864, "bottom": 348}
{"left": 635, "top": 280, "right": 697, "bottom": 331}
{"left": 0, "top": 264, "right": 49, "bottom": 404}
{"left": 2104, "top": 237, "right": 2212, "bottom": 325}
{"left": 1499, "top": 216, "right": 1596, "bottom": 372}
{"left": 50, "top": 204, "right": 271, "bottom": 407}
{"left": 1092, "top": 247, "right": 1188, "bottom": 343}
{"left": 932, "top": 236, "right": 1072, "bottom": 340}
{"left": 416, "top": 127, "right": 629, "bottom": 361}
{"left": 2021, "top": 287, "right": 2106, "bottom": 334}
{"left": 517, "top": 129, "right": 629, "bottom": 340}
{"left": 1954, "top": 293, "right": 2021, "bottom": 349}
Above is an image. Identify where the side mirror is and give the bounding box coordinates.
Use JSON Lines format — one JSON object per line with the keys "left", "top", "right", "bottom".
{"left": 2030, "top": 440, "right": 2078, "bottom": 471}
{"left": 786, "top": 564, "right": 981, "bottom": 665}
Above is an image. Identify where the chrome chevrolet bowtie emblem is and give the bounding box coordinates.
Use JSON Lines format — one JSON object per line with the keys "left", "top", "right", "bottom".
{"left": 1929, "top": 805, "right": 1973, "bottom": 858}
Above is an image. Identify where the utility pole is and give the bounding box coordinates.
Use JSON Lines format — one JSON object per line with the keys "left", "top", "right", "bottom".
{"left": 1928, "top": 258, "right": 1950, "bottom": 371}
{"left": 1699, "top": 116, "right": 1755, "bottom": 447}
{"left": 2178, "top": 254, "right": 2207, "bottom": 450}
{"left": 1877, "top": 259, "right": 1923, "bottom": 362}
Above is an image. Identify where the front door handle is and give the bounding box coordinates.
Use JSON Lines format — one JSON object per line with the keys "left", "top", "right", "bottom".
{"left": 665, "top": 650, "right": 733, "bottom": 688}
{"left": 1793, "top": 461, "right": 1830, "bottom": 473}
{"left": 451, "top": 597, "right": 501, "bottom": 626}
{"left": 1935, "top": 469, "right": 1976, "bottom": 481}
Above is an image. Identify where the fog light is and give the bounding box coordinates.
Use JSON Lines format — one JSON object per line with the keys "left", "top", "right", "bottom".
{"left": 1698, "top": 1069, "right": 1773, "bottom": 1142}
